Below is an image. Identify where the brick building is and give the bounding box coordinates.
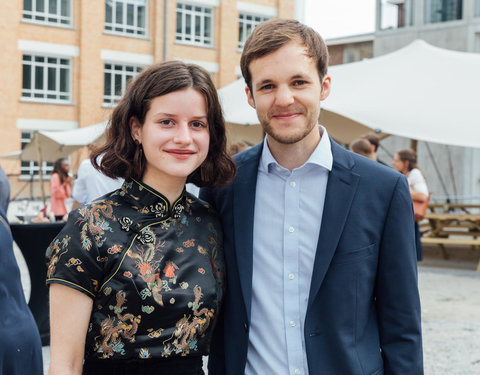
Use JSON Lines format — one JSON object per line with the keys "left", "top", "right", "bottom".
{"left": 0, "top": 0, "right": 297, "bottom": 200}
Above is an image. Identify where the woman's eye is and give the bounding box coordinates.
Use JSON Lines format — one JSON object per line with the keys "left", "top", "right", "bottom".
{"left": 191, "top": 121, "right": 207, "bottom": 129}
{"left": 159, "top": 119, "right": 173, "bottom": 126}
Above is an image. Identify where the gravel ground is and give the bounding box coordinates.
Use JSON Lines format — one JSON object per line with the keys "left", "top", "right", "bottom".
{"left": 419, "top": 266, "right": 480, "bottom": 375}
{"left": 13, "top": 243, "right": 480, "bottom": 374}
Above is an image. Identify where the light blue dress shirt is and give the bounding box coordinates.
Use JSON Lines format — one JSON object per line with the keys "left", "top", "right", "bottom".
{"left": 245, "top": 126, "right": 333, "bottom": 375}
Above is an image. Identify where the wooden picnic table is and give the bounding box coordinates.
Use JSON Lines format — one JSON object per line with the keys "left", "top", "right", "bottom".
{"left": 421, "top": 212, "right": 480, "bottom": 270}
{"left": 428, "top": 203, "right": 480, "bottom": 214}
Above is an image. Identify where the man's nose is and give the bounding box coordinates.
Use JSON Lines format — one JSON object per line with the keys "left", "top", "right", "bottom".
{"left": 274, "top": 85, "right": 295, "bottom": 106}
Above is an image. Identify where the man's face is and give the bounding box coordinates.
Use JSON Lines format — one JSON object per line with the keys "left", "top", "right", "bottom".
{"left": 245, "top": 40, "right": 330, "bottom": 146}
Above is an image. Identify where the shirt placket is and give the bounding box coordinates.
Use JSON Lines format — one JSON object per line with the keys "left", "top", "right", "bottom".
{"left": 283, "top": 171, "right": 305, "bottom": 375}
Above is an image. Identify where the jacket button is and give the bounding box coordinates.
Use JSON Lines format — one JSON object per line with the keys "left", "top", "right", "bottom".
{"left": 244, "top": 323, "right": 248, "bottom": 332}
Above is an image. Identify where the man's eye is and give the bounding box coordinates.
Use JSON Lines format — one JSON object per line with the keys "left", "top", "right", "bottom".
{"left": 260, "top": 84, "right": 274, "bottom": 90}
{"left": 293, "top": 80, "right": 306, "bottom": 86}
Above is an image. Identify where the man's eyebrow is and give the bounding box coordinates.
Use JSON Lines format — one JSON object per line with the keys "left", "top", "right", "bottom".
{"left": 255, "top": 79, "right": 273, "bottom": 89}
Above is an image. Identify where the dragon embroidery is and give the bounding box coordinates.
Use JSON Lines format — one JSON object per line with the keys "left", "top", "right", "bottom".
{"left": 96, "top": 291, "right": 141, "bottom": 358}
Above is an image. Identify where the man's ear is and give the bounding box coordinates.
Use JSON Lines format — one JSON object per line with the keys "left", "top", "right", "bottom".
{"left": 129, "top": 116, "right": 141, "bottom": 143}
{"left": 246, "top": 86, "right": 256, "bottom": 109}
{"left": 320, "top": 75, "right": 331, "bottom": 101}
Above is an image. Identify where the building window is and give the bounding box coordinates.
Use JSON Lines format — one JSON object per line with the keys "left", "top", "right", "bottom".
{"left": 23, "top": 0, "right": 72, "bottom": 26}
{"left": 238, "top": 13, "right": 268, "bottom": 49}
{"left": 105, "top": 0, "right": 147, "bottom": 36}
{"left": 425, "top": 0, "right": 463, "bottom": 23}
{"left": 22, "top": 55, "right": 71, "bottom": 103}
{"left": 380, "top": 0, "right": 414, "bottom": 29}
{"left": 104, "top": 63, "right": 143, "bottom": 105}
{"left": 20, "top": 131, "right": 53, "bottom": 177}
{"left": 475, "top": 0, "right": 480, "bottom": 17}
{"left": 176, "top": 3, "right": 213, "bottom": 46}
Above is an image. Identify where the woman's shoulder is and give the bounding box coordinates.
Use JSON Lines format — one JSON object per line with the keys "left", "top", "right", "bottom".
{"left": 186, "top": 192, "right": 220, "bottom": 219}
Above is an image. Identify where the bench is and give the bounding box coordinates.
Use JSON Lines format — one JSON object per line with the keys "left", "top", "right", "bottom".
{"left": 421, "top": 237, "right": 480, "bottom": 271}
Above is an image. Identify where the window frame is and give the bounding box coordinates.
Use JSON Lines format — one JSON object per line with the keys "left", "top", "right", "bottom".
{"left": 103, "top": 62, "right": 144, "bottom": 106}
{"left": 104, "top": 0, "right": 148, "bottom": 38}
{"left": 176, "top": 2, "right": 214, "bottom": 47}
{"left": 21, "top": 54, "right": 72, "bottom": 104}
{"left": 424, "top": 0, "right": 463, "bottom": 24}
{"left": 237, "top": 12, "right": 269, "bottom": 50}
{"left": 20, "top": 131, "right": 54, "bottom": 178}
{"left": 22, "top": 0, "right": 73, "bottom": 27}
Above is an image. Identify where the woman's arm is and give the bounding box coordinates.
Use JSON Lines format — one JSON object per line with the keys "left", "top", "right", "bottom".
{"left": 410, "top": 190, "right": 428, "bottom": 202}
{"left": 48, "top": 284, "right": 93, "bottom": 375}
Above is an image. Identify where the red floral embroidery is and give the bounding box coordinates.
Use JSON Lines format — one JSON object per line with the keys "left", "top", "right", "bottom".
{"left": 183, "top": 239, "right": 195, "bottom": 247}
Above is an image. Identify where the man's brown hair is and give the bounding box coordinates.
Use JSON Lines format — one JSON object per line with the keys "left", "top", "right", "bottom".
{"left": 240, "top": 18, "right": 329, "bottom": 91}
{"left": 91, "top": 60, "right": 235, "bottom": 187}
{"left": 362, "top": 133, "right": 380, "bottom": 152}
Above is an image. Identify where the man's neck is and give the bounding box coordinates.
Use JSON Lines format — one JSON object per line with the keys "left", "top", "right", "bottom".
{"left": 267, "top": 128, "right": 321, "bottom": 171}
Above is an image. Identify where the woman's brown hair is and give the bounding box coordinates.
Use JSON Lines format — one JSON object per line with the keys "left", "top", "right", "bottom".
{"left": 396, "top": 149, "right": 418, "bottom": 172}
{"left": 91, "top": 60, "right": 235, "bottom": 187}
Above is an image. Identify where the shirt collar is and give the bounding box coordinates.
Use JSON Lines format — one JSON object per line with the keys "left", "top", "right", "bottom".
{"left": 119, "top": 178, "right": 187, "bottom": 220}
{"left": 259, "top": 125, "right": 333, "bottom": 173}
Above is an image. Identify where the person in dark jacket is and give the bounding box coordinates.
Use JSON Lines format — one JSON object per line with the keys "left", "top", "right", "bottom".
{"left": 0, "top": 208, "right": 43, "bottom": 374}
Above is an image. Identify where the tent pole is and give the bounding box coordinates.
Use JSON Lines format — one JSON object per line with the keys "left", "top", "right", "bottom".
{"left": 35, "top": 137, "right": 47, "bottom": 208}
{"left": 410, "top": 139, "right": 418, "bottom": 153}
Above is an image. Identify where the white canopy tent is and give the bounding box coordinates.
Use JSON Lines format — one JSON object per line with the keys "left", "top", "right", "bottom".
{"left": 218, "top": 40, "right": 480, "bottom": 148}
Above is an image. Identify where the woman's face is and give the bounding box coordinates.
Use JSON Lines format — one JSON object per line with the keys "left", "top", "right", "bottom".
{"left": 61, "top": 160, "right": 70, "bottom": 173}
{"left": 392, "top": 153, "right": 406, "bottom": 174}
{"left": 131, "top": 88, "right": 210, "bottom": 188}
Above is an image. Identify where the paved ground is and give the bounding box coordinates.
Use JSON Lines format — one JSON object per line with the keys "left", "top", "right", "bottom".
{"left": 14, "top": 244, "right": 480, "bottom": 374}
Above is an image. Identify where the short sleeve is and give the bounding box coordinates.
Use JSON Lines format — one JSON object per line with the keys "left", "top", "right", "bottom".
{"left": 407, "top": 168, "right": 429, "bottom": 196}
{"left": 71, "top": 161, "right": 89, "bottom": 203}
{"left": 45, "top": 208, "right": 104, "bottom": 299}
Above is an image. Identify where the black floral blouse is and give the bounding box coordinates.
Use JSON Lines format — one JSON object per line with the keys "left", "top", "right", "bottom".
{"left": 46, "top": 178, "right": 224, "bottom": 361}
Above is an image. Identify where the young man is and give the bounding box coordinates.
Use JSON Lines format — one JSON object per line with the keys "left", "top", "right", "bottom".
{"left": 200, "top": 19, "right": 423, "bottom": 375}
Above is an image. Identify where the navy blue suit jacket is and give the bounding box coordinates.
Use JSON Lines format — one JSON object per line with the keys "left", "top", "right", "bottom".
{"left": 200, "top": 139, "right": 423, "bottom": 375}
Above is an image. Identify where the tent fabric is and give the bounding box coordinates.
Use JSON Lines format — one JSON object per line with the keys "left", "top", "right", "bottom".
{"left": 20, "top": 122, "right": 107, "bottom": 162}
{"left": 323, "top": 39, "right": 480, "bottom": 148}
{"left": 217, "top": 40, "right": 480, "bottom": 148}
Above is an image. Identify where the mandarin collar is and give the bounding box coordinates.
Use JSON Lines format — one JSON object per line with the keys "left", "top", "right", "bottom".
{"left": 119, "top": 178, "right": 186, "bottom": 220}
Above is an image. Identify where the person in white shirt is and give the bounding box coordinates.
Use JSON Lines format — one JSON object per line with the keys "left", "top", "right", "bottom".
{"left": 71, "top": 157, "right": 123, "bottom": 210}
{"left": 393, "top": 149, "right": 429, "bottom": 260}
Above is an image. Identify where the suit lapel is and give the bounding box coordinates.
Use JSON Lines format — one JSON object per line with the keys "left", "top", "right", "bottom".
{"left": 308, "top": 141, "right": 360, "bottom": 309}
{"left": 233, "top": 144, "right": 263, "bottom": 323}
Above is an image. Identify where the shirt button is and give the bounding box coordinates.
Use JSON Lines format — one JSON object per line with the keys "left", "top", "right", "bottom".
{"left": 288, "top": 273, "right": 295, "bottom": 280}
{"left": 290, "top": 320, "right": 296, "bottom": 327}
{"left": 288, "top": 226, "right": 295, "bottom": 233}
{"left": 294, "top": 369, "right": 301, "bottom": 375}
{"left": 290, "top": 181, "right": 296, "bottom": 188}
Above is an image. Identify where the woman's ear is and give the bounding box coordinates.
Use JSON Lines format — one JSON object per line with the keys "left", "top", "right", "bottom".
{"left": 129, "top": 116, "right": 141, "bottom": 143}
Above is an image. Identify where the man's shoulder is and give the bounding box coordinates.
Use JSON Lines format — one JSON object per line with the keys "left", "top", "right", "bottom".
{"left": 233, "top": 142, "right": 263, "bottom": 168}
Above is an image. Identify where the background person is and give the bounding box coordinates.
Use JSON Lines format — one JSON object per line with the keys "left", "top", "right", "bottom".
{"left": 0, "top": 207, "right": 43, "bottom": 375}
{"left": 201, "top": 18, "right": 422, "bottom": 375}
{"left": 49, "top": 158, "right": 72, "bottom": 219}
{"left": 0, "top": 163, "right": 10, "bottom": 213}
{"left": 362, "top": 132, "right": 387, "bottom": 165}
{"left": 71, "top": 156, "right": 123, "bottom": 210}
{"left": 46, "top": 61, "right": 235, "bottom": 375}
{"left": 393, "top": 149, "right": 429, "bottom": 261}
{"left": 349, "top": 138, "right": 375, "bottom": 160}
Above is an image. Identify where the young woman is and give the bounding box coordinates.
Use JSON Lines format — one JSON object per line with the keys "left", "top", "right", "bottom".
{"left": 46, "top": 61, "right": 235, "bottom": 375}
{"left": 50, "top": 158, "right": 72, "bottom": 218}
{"left": 393, "top": 149, "right": 429, "bottom": 261}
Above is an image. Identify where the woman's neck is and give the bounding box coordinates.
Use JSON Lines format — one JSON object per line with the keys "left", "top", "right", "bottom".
{"left": 141, "top": 174, "right": 186, "bottom": 206}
